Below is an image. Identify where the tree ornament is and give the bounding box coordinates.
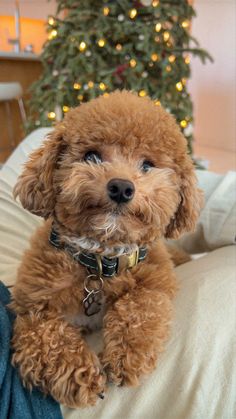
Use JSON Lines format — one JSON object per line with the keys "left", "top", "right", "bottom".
{"left": 139, "top": 34, "right": 145, "bottom": 41}
{"left": 139, "top": 0, "right": 152, "bottom": 5}
{"left": 118, "top": 14, "right": 125, "bottom": 22}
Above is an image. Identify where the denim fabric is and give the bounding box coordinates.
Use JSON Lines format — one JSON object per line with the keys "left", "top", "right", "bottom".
{"left": 0, "top": 281, "right": 62, "bottom": 419}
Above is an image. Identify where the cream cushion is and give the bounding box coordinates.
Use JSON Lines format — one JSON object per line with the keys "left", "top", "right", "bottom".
{"left": 0, "top": 129, "right": 235, "bottom": 419}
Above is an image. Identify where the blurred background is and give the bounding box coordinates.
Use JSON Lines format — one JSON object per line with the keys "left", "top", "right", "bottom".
{"left": 0, "top": 0, "right": 235, "bottom": 174}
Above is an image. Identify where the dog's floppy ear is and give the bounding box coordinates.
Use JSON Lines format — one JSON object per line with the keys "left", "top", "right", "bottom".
{"left": 13, "top": 125, "right": 66, "bottom": 218}
{"left": 165, "top": 150, "right": 204, "bottom": 240}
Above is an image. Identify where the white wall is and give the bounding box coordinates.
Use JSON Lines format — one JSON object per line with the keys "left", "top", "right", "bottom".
{"left": 189, "top": 0, "right": 236, "bottom": 152}
{"left": 0, "top": 0, "right": 57, "bottom": 20}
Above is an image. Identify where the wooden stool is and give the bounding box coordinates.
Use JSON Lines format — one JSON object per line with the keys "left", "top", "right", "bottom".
{"left": 0, "top": 82, "right": 26, "bottom": 150}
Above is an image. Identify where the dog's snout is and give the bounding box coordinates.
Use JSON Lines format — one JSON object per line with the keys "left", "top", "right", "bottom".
{"left": 107, "top": 178, "right": 135, "bottom": 204}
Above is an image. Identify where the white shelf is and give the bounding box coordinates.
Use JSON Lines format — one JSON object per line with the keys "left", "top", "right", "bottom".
{"left": 0, "top": 51, "right": 40, "bottom": 61}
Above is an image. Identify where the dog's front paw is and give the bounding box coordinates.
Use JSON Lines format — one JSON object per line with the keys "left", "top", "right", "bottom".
{"left": 101, "top": 349, "right": 148, "bottom": 387}
{"left": 51, "top": 363, "right": 106, "bottom": 408}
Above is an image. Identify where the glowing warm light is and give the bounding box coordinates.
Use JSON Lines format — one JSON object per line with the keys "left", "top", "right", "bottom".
{"left": 99, "top": 82, "right": 106, "bottom": 91}
{"left": 181, "top": 20, "right": 189, "bottom": 29}
{"left": 88, "top": 81, "right": 94, "bottom": 88}
{"left": 79, "top": 41, "right": 87, "bottom": 51}
{"left": 166, "top": 65, "right": 171, "bottom": 72}
{"left": 63, "top": 106, "right": 69, "bottom": 113}
{"left": 116, "top": 43, "right": 122, "bottom": 51}
{"left": 168, "top": 55, "right": 176, "bottom": 63}
{"left": 155, "top": 23, "right": 162, "bottom": 32}
{"left": 151, "top": 53, "right": 159, "bottom": 62}
{"left": 176, "top": 82, "right": 183, "bottom": 91}
{"left": 103, "top": 92, "right": 109, "bottom": 97}
{"left": 77, "top": 95, "right": 83, "bottom": 101}
{"left": 185, "top": 56, "right": 190, "bottom": 64}
{"left": 73, "top": 83, "right": 81, "bottom": 90}
{"left": 181, "top": 78, "right": 187, "bottom": 85}
{"left": 48, "top": 17, "right": 55, "bottom": 26}
{"left": 152, "top": 0, "right": 159, "bottom": 7}
{"left": 163, "top": 31, "right": 170, "bottom": 42}
{"left": 154, "top": 100, "right": 161, "bottom": 105}
{"left": 103, "top": 6, "right": 110, "bottom": 16}
{"left": 129, "top": 59, "right": 137, "bottom": 68}
{"left": 129, "top": 9, "right": 137, "bottom": 19}
{"left": 98, "top": 39, "right": 106, "bottom": 47}
{"left": 180, "top": 120, "right": 187, "bottom": 128}
{"left": 47, "top": 111, "right": 56, "bottom": 119}
{"left": 139, "top": 90, "right": 147, "bottom": 97}
{"left": 48, "top": 29, "right": 57, "bottom": 40}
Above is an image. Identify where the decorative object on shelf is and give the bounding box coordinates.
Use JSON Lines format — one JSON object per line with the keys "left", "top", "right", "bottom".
{"left": 26, "top": 0, "right": 212, "bottom": 154}
{"left": 8, "top": 0, "right": 21, "bottom": 52}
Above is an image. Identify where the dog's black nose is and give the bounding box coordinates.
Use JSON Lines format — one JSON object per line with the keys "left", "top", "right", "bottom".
{"left": 107, "top": 178, "right": 135, "bottom": 204}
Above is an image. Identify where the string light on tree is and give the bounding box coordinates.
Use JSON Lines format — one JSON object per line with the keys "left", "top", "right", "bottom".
{"left": 98, "top": 39, "right": 106, "bottom": 47}
{"left": 155, "top": 23, "right": 162, "bottom": 32}
{"left": 48, "top": 17, "right": 55, "bottom": 26}
{"left": 47, "top": 111, "right": 56, "bottom": 119}
{"left": 185, "top": 56, "right": 190, "bottom": 64}
{"left": 154, "top": 99, "right": 161, "bottom": 105}
{"left": 152, "top": 0, "right": 159, "bottom": 7}
{"left": 79, "top": 41, "right": 87, "bottom": 51}
{"left": 73, "top": 83, "right": 81, "bottom": 90}
{"left": 129, "top": 59, "right": 137, "bottom": 68}
{"left": 103, "top": 92, "right": 109, "bottom": 97}
{"left": 139, "top": 90, "right": 147, "bottom": 97}
{"left": 168, "top": 55, "right": 176, "bottom": 63}
{"left": 103, "top": 6, "right": 110, "bottom": 16}
{"left": 99, "top": 82, "right": 106, "bottom": 91}
{"left": 151, "top": 53, "right": 159, "bottom": 62}
{"left": 166, "top": 65, "right": 172, "bottom": 72}
{"left": 116, "top": 43, "right": 122, "bottom": 51}
{"left": 163, "top": 31, "right": 170, "bottom": 42}
{"left": 88, "top": 81, "right": 94, "bottom": 88}
{"left": 77, "top": 95, "right": 83, "bottom": 101}
{"left": 63, "top": 106, "right": 69, "bottom": 113}
{"left": 129, "top": 9, "right": 137, "bottom": 19}
{"left": 176, "top": 81, "right": 183, "bottom": 91}
{"left": 48, "top": 29, "right": 57, "bottom": 40}
{"left": 180, "top": 119, "right": 188, "bottom": 128}
{"left": 181, "top": 20, "right": 189, "bottom": 29}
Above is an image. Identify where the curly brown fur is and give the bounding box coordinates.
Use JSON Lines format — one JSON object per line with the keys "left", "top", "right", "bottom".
{"left": 11, "top": 90, "right": 203, "bottom": 408}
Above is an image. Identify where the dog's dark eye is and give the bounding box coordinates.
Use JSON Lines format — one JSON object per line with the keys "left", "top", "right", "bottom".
{"left": 84, "top": 151, "right": 102, "bottom": 164}
{"left": 141, "top": 160, "right": 155, "bottom": 173}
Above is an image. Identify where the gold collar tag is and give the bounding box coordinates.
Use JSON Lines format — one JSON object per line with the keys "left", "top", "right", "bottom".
{"left": 117, "top": 250, "right": 139, "bottom": 274}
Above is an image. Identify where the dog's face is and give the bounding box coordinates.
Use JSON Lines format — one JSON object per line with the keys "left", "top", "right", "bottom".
{"left": 14, "top": 91, "right": 203, "bottom": 250}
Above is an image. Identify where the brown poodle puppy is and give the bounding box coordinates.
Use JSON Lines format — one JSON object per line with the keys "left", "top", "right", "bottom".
{"left": 11, "top": 90, "right": 202, "bottom": 408}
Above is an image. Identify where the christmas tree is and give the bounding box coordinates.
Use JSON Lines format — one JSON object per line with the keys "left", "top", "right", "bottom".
{"left": 27, "top": 0, "right": 212, "bottom": 153}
